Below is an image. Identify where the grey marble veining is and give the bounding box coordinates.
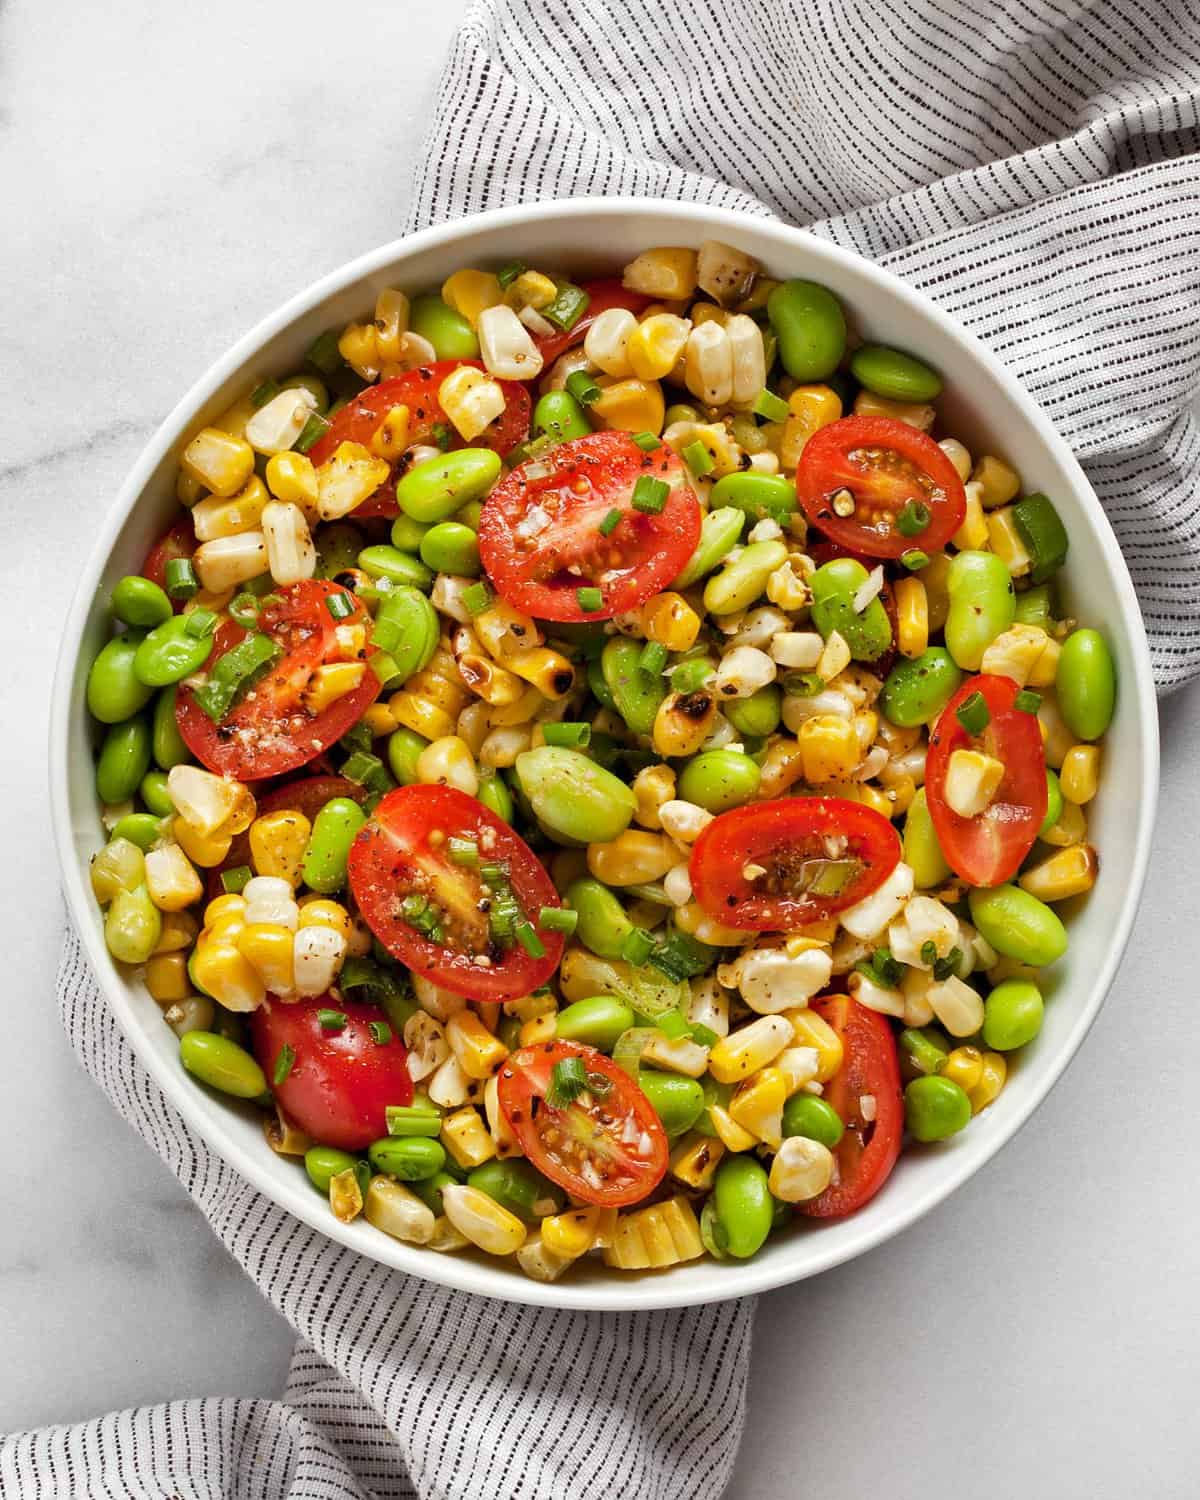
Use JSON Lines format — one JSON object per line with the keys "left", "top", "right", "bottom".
{"left": 4, "top": 2, "right": 1200, "bottom": 1495}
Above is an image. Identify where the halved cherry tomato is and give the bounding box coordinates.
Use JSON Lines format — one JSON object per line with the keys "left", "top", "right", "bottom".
{"left": 531, "top": 278, "right": 653, "bottom": 367}
{"left": 798, "top": 995, "right": 903, "bottom": 1219}
{"left": 141, "top": 516, "right": 196, "bottom": 607}
{"left": 347, "top": 784, "right": 563, "bottom": 1002}
{"left": 689, "top": 796, "right": 902, "bottom": 931}
{"left": 205, "top": 775, "right": 367, "bottom": 900}
{"left": 249, "top": 995, "right": 412, "bottom": 1152}
{"left": 175, "top": 579, "right": 380, "bottom": 781}
{"left": 796, "top": 416, "right": 966, "bottom": 559}
{"left": 478, "top": 431, "right": 701, "bottom": 621}
{"left": 497, "top": 1040, "right": 668, "bottom": 1206}
{"left": 925, "top": 673, "right": 1047, "bottom": 887}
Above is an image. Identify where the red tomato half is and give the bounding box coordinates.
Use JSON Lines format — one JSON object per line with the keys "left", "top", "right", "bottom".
{"left": 176, "top": 580, "right": 380, "bottom": 782}
{"left": 531, "top": 279, "right": 653, "bottom": 366}
{"left": 347, "top": 784, "right": 564, "bottom": 1002}
{"left": 142, "top": 517, "right": 196, "bottom": 606}
{"left": 799, "top": 995, "right": 903, "bottom": 1219}
{"left": 497, "top": 1040, "right": 668, "bottom": 1206}
{"left": 796, "top": 416, "right": 966, "bottom": 559}
{"left": 925, "top": 673, "right": 1047, "bottom": 887}
{"left": 478, "top": 431, "right": 701, "bottom": 621}
{"left": 690, "top": 797, "right": 902, "bottom": 931}
{"left": 250, "top": 995, "right": 412, "bottom": 1152}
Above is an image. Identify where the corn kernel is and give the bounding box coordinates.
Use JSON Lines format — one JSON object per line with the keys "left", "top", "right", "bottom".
{"left": 952, "top": 481, "right": 989, "bottom": 551}
{"left": 853, "top": 391, "right": 935, "bottom": 431}
{"left": 248, "top": 810, "right": 311, "bottom": 888}
{"left": 316, "top": 441, "right": 391, "bottom": 522}
{"left": 441, "top": 1182, "right": 525, "bottom": 1255}
{"left": 894, "top": 577, "right": 928, "bottom": 658}
{"left": 518, "top": 1014, "right": 557, "bottom": 1047}
{"left": 441, "top": 269, "right": 504, "bottom": 328}
{"left": 440, "top": 1106, "right": 497, "bottom": 1168}
{"left": 942, "top": 1045, "right": 984, "bottom": 1093}
{"left": 297, "top": 898, "right": 353, "bottom": 941}
{"left": 622, "top": 248, "right": 698, "bottom": 301}
{"left": 1018, "top": 844, "right": 1098, "bottom": 902}
{"left": 191, "top": 933, "right": 265, "bottom": 1012}
{"left": 780, "top": 384, "right": 842, "bottom": 468}
{"left": 799, "top": 714, "right": 860, "bottom": 783}
{"left": 708, "top": 1016, "right": 793, "bottom": 1084}
{"left": 265, "top": 451, "right": 319, "bottom": 511}
{"left": 144, "top": 843, "right": 204, "bottom": 911}
{"left": 641, "top": 592, "right": 700, "bottom": 651}
{"left": 369, "top": 404, "right": 411, "bottom": 461}
{"left": 542, "top": 1206, "right": 603, "bottom": 1260}
{"left": 968, "top": 1051, "right": 1007, "bottom": 1113}
{"left": 783, "top": 1007, "right": 844, "bottom": 1081}
{"left": 154, "top": 909, "right": 199, "bottom": 954}
{"left": 145, "top": 951, "right": 190, "bottom": 1003}
{"left": 1060, "top": 745, "right": 1101, "bottom": 805}
{"left": 590, "top": 377, "right": 665, "bottom": 436}
{"left": 987, "top": 507, "right": 1032, "bottom": 577}
{"left": 670, "top": 1133, "right": 725, "bottom": 1190}
{"left": 301, "top": 662, "right": 366, "bottom": 715}
{"left": 445, "top": 1010, "right": 508, "bottom": 1080}
{"left": 632, "top": 763, "right": 676, "bottom": 830}
{"left": 338, "top": 322, "right": 380, "bottom": 381}
{"left": 602, "top": 1195, "right": 703, "bottom": 1270}
{"left": 191, "top": 477, "right": 269, "bottom": 543}
{"left": 728, "top": 1067, "right": 788, "bottom": 1147}
{"left": 972, "top": 455, "right": 1022, "bottom": 509}
{"left": 180, "top": 428, "right": 255, "bottom": 499}
{"left": 587, "top": 830, "right": 676, "bottom": 886}
{"left": 237, "top": 923, "right": 295, "bottom": 994}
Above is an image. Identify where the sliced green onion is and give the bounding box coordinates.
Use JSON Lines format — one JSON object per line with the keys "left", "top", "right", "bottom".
{"left": 932, "top": 947, "right": 964, "bottom": 981}
{"left": 896, "top": 500, "right": 932, "bottom": 536}
{"left": 317, "top": 1009, "right": 348, "bottom": 1032}
{"left": 431, "top": 422, "right": 453, "bottom": 451}
{"left": 612, "top": 1026, "right": 655, "bottom": 1077}
{"left": 305, "top": 330, "right": 345, "bottom": 377}
{"left": 900, "top": 1027, "right": 949, "bottom": 1076}
{"left": 857, "top": 948, "right": 902, "bottom": 989}
{"left": 598, "top": 507, "right": 622, "bottom": 537}
{"left": 956, "top": 691, "right": 991, "bottom": 736}
{"left": 751, "top": 388, "right": 790, "bottom": 423}
{"left": 193, "top": 633, "right": 282, "bottom": 723}
{"left": 229, "top": 593, "right": 260, "bottom": 629}
{"left": 479, "top": 859, "right": 511, "bottom": 886}
{"left": 538, "top": 905, "right": 578, "bottom": 934}
{"left": 632, "top": 431, "right": 662, "bottom": 452}
{"left": 620, "top": 928, "right": 655, "bottom": 967}
{"left": 340, "top": 721, "right": 372, "bottom": 756}
{"left": 164, "top": 558, "right": 198, "bottom": 599}
{"left": 272, "top": 1043, "right": 295, "bottom": 1086}
{"left": 647, "top": 931, "right": 716, "bottom": 982}
{"left": 541, "top": 721, "right": 591, "bottom": 748}
{"left": 543, "top": 283, "right": 589, "bottom": 333}
{"left": 656, "top": 1009, "right": 689, "bottom": 1040}
{"left": 689, "top": 1022, "right": 719, "bottom": 1048}
{"left": 545, "top": 1055, "right": 589, "bottom": 1107}
{"left": 221, "top": 864, "right": 253, "bottom": 894}
{"left": 515, "top": 920, "right": 545, "bottom": 958}
{"left": 1014, "top": 689, "right": 1042, "bottom": 714}
{"left": 576, "top": 586, "right": 603, "bottom": 613}
{"left": 342, "top": 750, "right": 391, "bottom": 795}
{"left": 783, "top": 671, "right": 825, "bottom": 698}
{"left": 462, "top": 581, "right": 492, "bottom": 615}
{"left": 447, "top": 836, "right": 479, "bottom": 866}
{"left": 920, "top": 939, "right": 938, "bottom": 966}
{"left": 901, "top": 549, "right": 930, "bottom": 571}
{"left": 631, "top": 475, "right": 669, "bottom": 514}
{"left": 326, "top": 591, "right": 355, "bottom": 621}
{"left": 368, "top": 1020, "right": 393, "bottom": 1046}
{"left": 367, "top": 649, "right": 405, "bottom": 690}
{"left": 496, "top": 259, "right": 527, "bottom": 289}
{"left": 386, "top": 1104, "right": 443, "bottom": 1137}
{"left": 183, "top": 608, "right": 217, "bottom": 639}
{"left": 294, "top": 412, "right": 330, "bottom": 454}
{"left": 251, "top": 378, "right": 280, "bottom": 408}
{"left": 565, "top": 369, "right": 602, "bottom": 407}
{"left": 682, "top": 440, "right": 715, "bottom": 477}
{"left": 1012, "top": 493, "right": 1069, "bottom": 584}
{"left": 639, "top": 640, "right": 668, "bottom": 675}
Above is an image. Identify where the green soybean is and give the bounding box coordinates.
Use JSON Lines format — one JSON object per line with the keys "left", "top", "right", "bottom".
{"left": 1040, "top": 769, "right": 1064, "bottom": 839}
{"left": 372, "top": 586, "right": 439, "bottom": 685}
{"left": 133, "top": 615, "right": 215, "bottom": 688}
{"left": 357, "top": 545, "right": 433, "bottom": 590}
{"left": 555, "top": 994, "right": 636, "bottom": 1052}
{"left": 110, "top": 812, "right": 165, "bottom": 851}
{"left": 179, "top": 1030, "right": 266, "bottom": 1099}
{"left": 968, "top": 884, "right": 1068, "bottom": 967}
{"left": 781, "top": 1094, "right": 844, "bottom": 1148}
{"left": 723, "top": 684, "right": 782, "bottom": 738}
{"left": 87, "top": 634, "right": 154, "bottom": 724}
{"left": 601, "top": 637, "right": 666, "bottom": 736}
{"left": 672, "top": 507, "right": 745, "bottom": 590}
{"left": 587, "top": 655, "right": 617, "bottom": 712}
{"left": 712, "top": 1153, "right": 774, "bottom": 1258}
{"left": 468, "top": 1158, "right": 563, "bottom": 1221}
{"left": 368, "top": 1136, "right": 446, "bottom": 1181}
{"left": 305, "top": 1145, "right": 360, "bottom": 1194}
{"left": 455, "top": 499, "right": 483, "bottom": 531}
{"left": 151, "top": 687, "right": 190, "bottom": 770}
{"left": 385, "top": 728, "right": 428, "bottom": 786}
{"left": 1056, "top": 629, "right": 1116, "bottom": 741}
{"left": 703, "top": 538, "right": 789, "bottom": 616}
{"left": 881, "top": 648, "right": 963, "bottom": 727}
{"left": 396, "top": 448, "right": 502, "bottom": 524}
{"left": 533, "top": 389, "right": 592, "bottom": 444}
{"left": 419, "top": 522, "right": 481, "bottom": 577}
{"left": 515, "top": 747, "right": 636, "bottom": 844}
{"left": 390, "top": 514, "right": 432, "bottom": 553}
{"left": 903, "top": 788, "right": 952, "bottom": 889}
{"left": 905, "top": 1075, "right": 971, "bottom": 1142}
{"left": 767, "top": 280, "right": 846, "bottom": 382}
{"left": 809, "top": 558, "right": 893, "bottom": 661}
{"left": 104, "top": 884, "right": 162, "bottom": 964}
{"left": 409, "top": 294, "right": 479, "bottom": 360}
{"left": 96, "top": 716, "right": 152, "bottom": 804}
{"left": 476, "top": 770, "right": 514, "bottom": 823}
{"left": 849, "top": 344, "right": 943, "bottom": 403}
{"left": 709, "top": 473, "right": 798, "bottom": 528}
{"left": 638, "top": 1070, "right": 705, "bottom": 1138}
{"left": 302, "top": 798, "right": 367, "bottom": 894}
{"left": 316, "top": 523, "right": 364, "bottom": 577}
{"left": 567, "top": 879, "right": 636, "bottom": 961}
{"left": 982, "top": 979, "right": 1044, "bottom": 1051}
{"left": 111, "top": 574, "right": 172, "bottom": 628}
{"left": 944, "top": 551, "right": 1015, "bottom": 671}
{"left": 140, "top": 768, "right": 175, "bottom": 817}
{"left": 677, "top": 750, "right": 761, "bottom": 813}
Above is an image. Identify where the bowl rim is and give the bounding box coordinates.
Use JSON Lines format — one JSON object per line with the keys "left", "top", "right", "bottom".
{"left": 49, "top": 196, "right": 1160, "bottom": 1311}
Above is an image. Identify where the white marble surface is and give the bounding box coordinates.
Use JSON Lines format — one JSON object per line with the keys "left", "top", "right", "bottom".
{"left": 3, "top": 1, "right": 1199, "bottom": 1494}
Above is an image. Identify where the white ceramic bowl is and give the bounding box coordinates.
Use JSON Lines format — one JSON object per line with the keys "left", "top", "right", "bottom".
{"left": 51, "top": 199, "right": 1158, "bottom": 1310}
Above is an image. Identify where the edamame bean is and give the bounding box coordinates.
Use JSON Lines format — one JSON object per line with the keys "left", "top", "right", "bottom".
{"left": 810, "top": 558, "right": 893, "bottom": 661}
{"left": 455, "top": 500, "right": 483, "bottom": 531}
{"left": 903, "top": 788, "right": 952, "bottom": 889}
{"left": 372, "top": 586, "right": 439, "bottom": 687}
{"left": 601, "top": 638, "right": 666, "bottom": 736}
{"left": 395, "top": 448, "right": 502, "bottom": 524}
{"left": 555, "top": 995, "right": 636, "bottom": 1052}
{"left": 87, "top": 634, "right": 154, "bottom": 724}
{"left": 567, "top": 879, "right": 636, "bottom": 961}
{"left": 533, "top": 389, "right": 592, "bottom": 444}
{"left": 968, "top": 884, "right": 1068, "bottom": 967}
{"left": 677, "top": 750, "right": 761, "bottom": 813}
{"left": 96, "top": 716, "right": 152, "bottom": 804}
{"left": 881, "top": 648, "right": 963, "bottom": 728}
{"left": 944, "top": 551, "right": 1015, "bottom": 671}
{"left": 386, "top": 727, "right": 426, "bottom": 785}
{"left": 1040, "top": 769, "right": 1064, "bottom": 839}
{"left": 104, "top": 883, "right": 162, "bottom": 964}
{"left": 982, "top": 979, "right": 1044, "bottom": 1051}
{"left": 180, "top": 1030, "right": 266, "bottom": 1099}
{"left": 302, "top": 797, "right": 367, "bottom": 894}
{"left": 152, "top": 687, "right": 190, "bottom": 770}
{"left": 638, "top": 1070, "right": 705, "bottom": 1138}
{"left": 476, "top": 770, "right": 513, "bottom": 823}
{"left": 1056, "top": 629, "right": 1116, "bottom": 741}
{"left": 767, "top": 279, "right": 846, "bottom": 382}
{"left": 316, "top": 523, "right": 363, "bottom": 577}
{"left": 723, "top": 684, "right": 782, "bottom": 739}
{"left": 586, "top": 655, "right": 617, "bottom": 712}
{"left": 904, "top": 1075, "right": 971, "bottom": 1142}
{"left": 390, "top": 514, "right": 431, "bottom": 553}
{"left": 110, "top": 812, "right": 165, "bottom": 851}
{"left": 140, "top": 769, "right": 175, "bottom": 817}
{"left": 305, "top": 1145, "right": 360, "bottom": 1194}
{"left": 468, "top": 1158, "right": 563, "bottom": 1221}
{"left": 711, "top": 1153, "right": 774, "bottom": 1258}
{"left": 781, "top": 1093, "right": 844, "bottom": 1147}
{"left": 133, "top": 614, "right": 215, "bottom": 688}
{"left": 409, "top": 294, "right": 479, "bottom": 360}
{"left": 703, "top": 539, "right": 789, "bottom": 616}
{"left": 672, "top": 507, "right": 745, "bottom": 590}
{"left": 699, "top": 1197, "right": 726, "bottom": 1259}
{"left": 1014, "top": 583, "right": 1054, "bottom": 630}
{"left": 849, "top": 344, "right": 942, "bottom": 403}
{"left": 368, "top": 1135, "right": 446, "bottom": 1181}
{"left": 709, "top": 473, "right": 798, "bottom": 527}
{"left": 111, "top": 574, "right": 172, "bottom": 628}
{"left": 357, "top": 545, "right": 433, "bottom": 590}
{"left": 419, "top": 522, "right": 481, "bottom": 577}
{"left": 515, "top": 747, "right": 636, "bottom": 844}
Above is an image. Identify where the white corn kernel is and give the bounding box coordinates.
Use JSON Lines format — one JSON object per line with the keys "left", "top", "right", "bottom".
{"left": 943, "top": 749, "right": 1005, "bottom": 818}
{"left": 244, "top": 389, "right": 318, "bottom": 456}
{"left": 717, "top": 947, "right": 833, "bottom": 1014}
{"left": 663, "top": 863, "right": 693, "bottom": 907}
{"left": 167, "top": 766, "right": 246, "bottom": 837}
{"left": 817, "top": 629, "right": 852, "bottom": 682}
{"left": 403, "top": 1011, "right": 449, "bottom": 1081}
{"left": 412, "top": 972, "right": 468, "bottom": 1022}
{"left": 696, "top": 240, "right": 759, "bottom": 305}
{"left": 441, "top": 1183, "right": 526, "bottom": 1256}
{"left": 364, "top": 1177, "right": 436, "bottom": 1244}
{"left": 714, "top": 645, "right": 776, "bottom": 700}
{"left": 584, "top": 306, "right": 638, "bottom": 377}
{"left": 439, "top": 366, "right": 506, "bottom": 442}
{"left": 293, "top": 925, "right": 346, "bottom": 997}
{"left": 193, "top": 532, "right": 267, "bottom": 592}
{"left": 769, "top": 1135, "right": 834, "bottom": 1202}
{"left": 847, "top": 969, "right": 906, "bottom": 1018}
{"left": 684, "top": 321, "right": 734, "bottom": 407}
{"left": 477, "top": 304, "right": 544, "bottom": 382}
{"left": 686, "top": 975, "right": 730, "bottom": 1038}
{"left": 928, "top": 974, "right": 986, "bottom": 1037}
{"left": 840, "top": 861, "right": 915, "bottom": 941}
{"left": 641, "top": 1033, "right": 710, "bottom": 1078}
{"left": 427, "top": 1053, "right": 472, "bottom": 1108}
{"left": 728, "top": 606, "right": 791, "bottom": 650}
{"left": 726, "top": 314, "right": 767, "bottom": 404}
{"left": 658, "top": 800, "right": 715, "bottom": 843}
{"left": 776, "top": 1045, "right": 820, "bottom": 1093}
{"left": 261, "top": 500, "right": 317, "bottom": 586}
{"left": 144, "top": 844, "right": 203, "bottom": 912}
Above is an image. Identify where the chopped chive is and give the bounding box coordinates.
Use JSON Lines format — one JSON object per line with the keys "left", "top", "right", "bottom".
{"left": 368, "top": 1020, "right": 392, "bottom": 1046}
{"left": 901, "top": 549, "right": 930, "bottom": 571}
{"left": 956, "top": 691, "right": 991, "bottom": 736}
{"left": 193, "top": 633, "right": 282, "bottom": 723}
{"left": 631, "top": 475, "right": 669, "bottom": 514}
{"left": 751, "top": 388, "right": 790, "bottom": 422}
{"left": 576, "top": 586, "right": 603, "bottom": 613}
{"left": 1014, "top": 689, "right": 1042, "bottom": 714}
{"left": 565, "top": 369, "right": 602, "bottom": 406}
{"left": 546, "top": 1055, "right": 589, "bottom": 1107}
{"left": 620, "top": 928, "right": 655, "bottom": 967}
{"left": 656, "top": 1009, "right": 689, "bottom": 1040}
{"left": 632, "top": 431, "right": 662, "bottom": 452}
{"left": 305, "top": 330, "right": 345, "bottom": 376}
{"left": 229, "top": 593, "right": 260, "bottom": 629}
{"left": 542, "top": 721, "right": 591, "bottom": 748}
{"left": 647, "top": 931, "right": 718, "bottom": 981}
{"left": 682, "top": 440, "right": 715, "bottom": 477}
{"left": 462, "top": 581, "right": 492, "bottom": 615}
{"left": 164, "top": 557, "right": 198, "bottom": 599}
{"left": 431, "top": 422, "right": 453, "bottom": 451}
{"left": 479, "top": 860, "right": 510, "bottom": 885}
{"left": 317, "top": 1009, "right": 348, "bottom": 1032}
{"left": 933, "top": 947, "right": 964, "bottom": 981}
{"left": 688, "top": 1022, "right": 719, "bottom": 1048}
{"left": 367, "top": 649, "right": 404, "bottom": 690}
{"left": 538, "top": 905, "right": 579, "bottom": 934}
{"left": 341, "top": 749, "right": 386, "bottom": 788}
{"left": 598, "top": 507, "right": 622, "bottom": 537}
{"left": 447, "top": 836, "right": 479, "bottom": 866}
{"left": 920, "top": 940, "right": 938, "bottom": 966}
{"left": 326, "top": 591, "right": 355, "bottom": 621}
{"left": 496, "top": 259, "right": 527, "bottom": 289}
{"left": 783, "top": 671, "right": 825, "bottom": 698}
{"left": 251, "top": 378, "right": 280, "bottom": 408}
{"left": 184, "top": 607, "right": 218, "bottom": 639}
{"left": 272, "top": 1043, "right": 295, "bottom": 1086}
{"left": 897, "top": 500, "right": 932, "bottom": 537}
{"left": 515, "top": 920, "right": 545, "bottom": 958}
{"left": 221, "top": 864, "right": 252, "bottom": 894}
{"left": 543, "top": 283, "right": 589, "bottom": 333}
{"left": 294, "top": 412, "right": 330, "bottom": 454}
{"left": 639, "top": 640, "right": 668, "bottom": 675}
{"left": 386, "top": 1104, "right": 442, "bottom": 1137}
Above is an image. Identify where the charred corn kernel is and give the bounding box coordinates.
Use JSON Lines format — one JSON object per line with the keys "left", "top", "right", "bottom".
{"left": 192, "top": 933, "right": 266, "bottom": 1012}
{"left": 293, "top": 925, "right": 346, "bottom": 996}
{"left": 248, "top": 811, "right": 311, "bottom": 888}
{"left": 938, "top": 438, "right": 973, "bottom": 482}
{"left": 670, "top": 1134, "right": 725, "bottom": 1191}
{"left": 145, "top": 952, "right": 189, "bottom": 1003}
{"left": 492, "top": 645, "right": 573, "bottom": 700}
{"left": 368, "top": 403, "right": 411, "bottom": 461}
{"left": 362, "top": 703, "right": 398, "bottom": 739}
{"left": 623, "top": 247, "right": 698, "bottom": 301}
{"left": 987, "top": 507, "right": 1032, "bottom": 577}
{"left": 943, "top": 1045, "right": 984, "bottom": 1093}
{"left": 300, "top": 662, "right": 366, "bottom": 715}
{"left": 952, "top": 481, "right": 989, "bottom": 551}
{"left": 653, "top": 689, "right": 718, "bottom": 758}
{"left": 968, "top": 1051, "right": 1007, "bottom": 1113}
{"left": 154, "top": 909, "right": 199, "bottom": 954}
{"left": 853, "top": 390, "right": 935, "bottom": 431}
{"left": 972, "top": 454, "right": 1021, "bottom": 509}
{"left": 264, "top": 1105, "right": 310, "bottom": 1157}
{"left": 590, "top": 377, "right": 665, "bottom": 436}
{"left": 338, "top": 321, "right": 380, "bottom": 381}
{"left": 519, "top": 1014, "right": 557, "bottom": 1047}
{"left": 181, "top": 428, "right": 255, "bottom": 498}
{"left": 237, "top": 923, "right": 295, "bottom": 994}
{"left": 641, "top": 592, "right": 700, "bottom": 651}
{"left": 542, "top": 1206, "right": 604, "bottom": 1260}
{"left": 628, "top": 313, "right": 692, "bottom": 382}
{"left": 708, "top": 1104, "right": 758, "bottom": 1153}
{"left": 440, "top": 1107, "right": 497, "bottom": 1168}
{"left": 894, "top": 577, "right": 928, "bottom": 658}
{"left": 474, "top": 599, "right": 542, "bottom": 657}
{"left": 193, "top": 531, "right": 268, "bottom": 593}
{"left": 439, "top": 365, "right": 507, "bottom": 441}
{"left": 265, "top": 451, "right": 319, "bottom": 511}
{"left": 329, "top": 1167, "right": 364, "bottom": 1225}
{"left": 632, "top": 763, "right": 677, "bottom": 830}
{"left": 780, "top": 384, "right": 843, "bottom": 468}
{"left": 365, "top": 1176, "right": 436, "bottom": 1244}
{"left": 674, "top": 901, "right": 753, "bottom": 946}
{"left": 505, "top": 991, "right": 558, "bottom": 1023}
{"left": 709, "top": 1015, "right": 793, "bottom": 1084}
{"left": 587, "top": 831, "right": 676, "bottom": 886}
{"left": 516, "top": 1236, "right": 575, "bottom": 1282}
{"left": 191, "top": 477, "right": 269, "bottom": 542}
{"left": 783, "top": 1007, "right": 843, "bottom": 1081}
{"left": 799, "top": 715, "right": 859, "bottom": 783}
{"left": 143, "top": 843, "right": 203, "bottom": 911}
{"left": 297, "top": 898, "right": 353, "bottom": 941}
{"left": 770, "top": 1135, "right": 835, "bottom": 1202}
{"left": 603, "top": 1195, "right": 704, "bottom": 1270}
{"left": 441, "top": 1182, "right": 526, "bottom": 1256}
{"left": 316, "top": 441, "right": 391, "bottom": 522}
{"left": 441, "top": 269, "right": 504, "bottom": 328}
{"left": 446, "top": 1010, "right": 508, "bottom": 1080}
{"left": 1019, "top": 843, "right": 1098, "bottom": 901}
{"left": 176, "top": 470, "right": 205, "bottom": 507}
{"left": 1028, "top": 635, "right": 1061, "bottom": 688}
{"left": 1061, "top": 745, "right": 1101, "bottom": 804}
{"left": 729, "top": 1067, "right": 788, "bottom": 1147}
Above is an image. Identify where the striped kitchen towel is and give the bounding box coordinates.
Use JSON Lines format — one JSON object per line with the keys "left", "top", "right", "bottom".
{"left": 7, "top": 4, "right": 1200, "bottom": 1500}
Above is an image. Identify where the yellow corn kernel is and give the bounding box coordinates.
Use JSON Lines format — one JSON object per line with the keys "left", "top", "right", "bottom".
{"left": 942, "top": 1045, "right": 984, "bottom": 1093}
{"left": 603, "top": 1195, "right": 704, "bottom": 1270}
{"left": 858, "top": 782, "right": 895, "bottom": 819}
{"left": 392, "top": 693, "right": 455, "bottom": 742}
{"left": 204, "top": 893, "right": 246, "bottom": 928}
{"left": 315, "top": 441, "right": 391, "bottom": 522}
{"left": 176, "top": 470, "right": 205, "bottom": 507}
{"left": 587, "top": 831, "right": 676, "bottom": 886}
{"left": 446, "top": 1010, "right": 508, "bottom": 1080}
{"left": 361, "top": 703, "right": 398, "bottom": 739}
{"left": 248, "top": 810, "right": 311, "bottom": 888}
{"left": 652, "top": 689, "right": 717, "bottom": 758}
{"left": 971, "top": 454, "right": 1022, "bottom": 509}
{"left": 894, "top": 576, "right": 928, "bottom": 658}
{"left": 369, "top": 404, "right": 411, "bottom": 461}
{"left": 145, "top": 952, "right": 190, "bottom": 1003}
{"left": 503, "top": 269, "right": 557, "bottom": 312}
{"left": 952, "top": 481, "right": 989, "bottom": 551}
{"left": 728, "top": 1067, "right": 788, "bottom": 1148}
{"left": 799, "top": 715, "right": 860, "bottom": 783}
{"left": 338, "top": 321, "right": 380, "bottom": 380}
{"left": 441, "top": 269, "right": 504, "bottom": 328}
{"left": 298, "top": 662, "right": 365, "bottom": 716}
{"left": 440, "top": 1106, "right": 497, "bottom": 1168}
{"left": 440, "top": 364, "right": 507, "bottom": 442}
{"left": 328, "top": 1166, "right": 364, "bottom": 1224}
{"left": 180, "top": 428, "right": 255, "bottom": 498}
{"left": 1018, "top": 844, "right": 1098, "bottom": 902}
{"left": 968, "top": 1051, "right": 1007, "bottom": 1113}
{"left": 191, "top": 476, "right": 269, "bottom": 542}
{"left": 473, "top": 599, "right": 543, "bottom": 658}
{"left": 673, "top": 901, "right": 752, "bottom": 946}
{"left": 1028, "top": 635, "right": 1061, "bottom": 688}
{"left": 986, "top": 507, "right": 1032, "bottom": 577}
{"left": 709, "top": 1016, "right": 793, "bottom": 1084}
{"left": 783, "top": 1007, "right": 844, "bottom": 1081}
{"left": 780, "top": 384, "right": 843, "bottom": 468}
{"left": 664, "top": 419, "right": 741, "bottom": 477}
{"left": 496, "top": 645, "right": 574, "bottom": 700}
{"left": 441, "top": 1183, "right": 525, "bottom": 1255}
{"left": 518, "top": 1014, "right": 557, "bottom": 1047}
{"left": 622, "top": 248, "right": 698, "bottom": 301}
{"left": 371, "top": 287, "right": 411, "bottom": 363}
{"left": 1060, "top": 745, "right": 1101, "bottom": 804}
{"left": 191, "top": 934, "right": 266, "bottom": 1012}
{"left": 154, "top": 909, "right": 199, "bottom": 954}
{"left": 297, "top": 898, "right": 353, "bottom": 942}
{"left": 980, "top": 624, "right": 1054, "bottom": 687}
{"left": 882, "top": 773, "right": 917, "bottom": 818}
{"left": 853, "top": 390, "right": 935, "bottom": 431}
{"left": 627, "top": 313, "right": 692, "bottom": 382}
{"left": 641, "top": 592, "right": 701, "bottom": 652}
{"left": 690, "top": 302, "right": 729, "bottom": 328}
{"left": 237, "top": 923, "right": 295, "bottom": 994}
{"left": 785, "top": 925, "right": 837, "bottom": 955}
{"left": 632, "top": 764, "right": 677, "bottom": 830}
{"left": 265, "top": 451, "right": 319, "bottom": 513}
{"left": 590, "top": 377, "right": 665, "bottom": 436}
{"left": 670, "top": 1134, "right": 725, "bottom": 1190}
{"left": 919, "top": 552, "right": 952, "bottom": 632}
{"left": 504, "top": 990, "right": 558, "bottom": 1023}
{"left": 143, "top": 843, "right": 204, "bottom": 911}
{"left": 542, "top": 1205, "right": 604, "bottom": 1260}
{"left": 758, "top": 739, "right": 805, "bottom": 799}
{"left": 708, "top": 1105, "right": 758, "bottom": 1153}
{"left": 939, "top": 438, "right": 973, "bottom": 482}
